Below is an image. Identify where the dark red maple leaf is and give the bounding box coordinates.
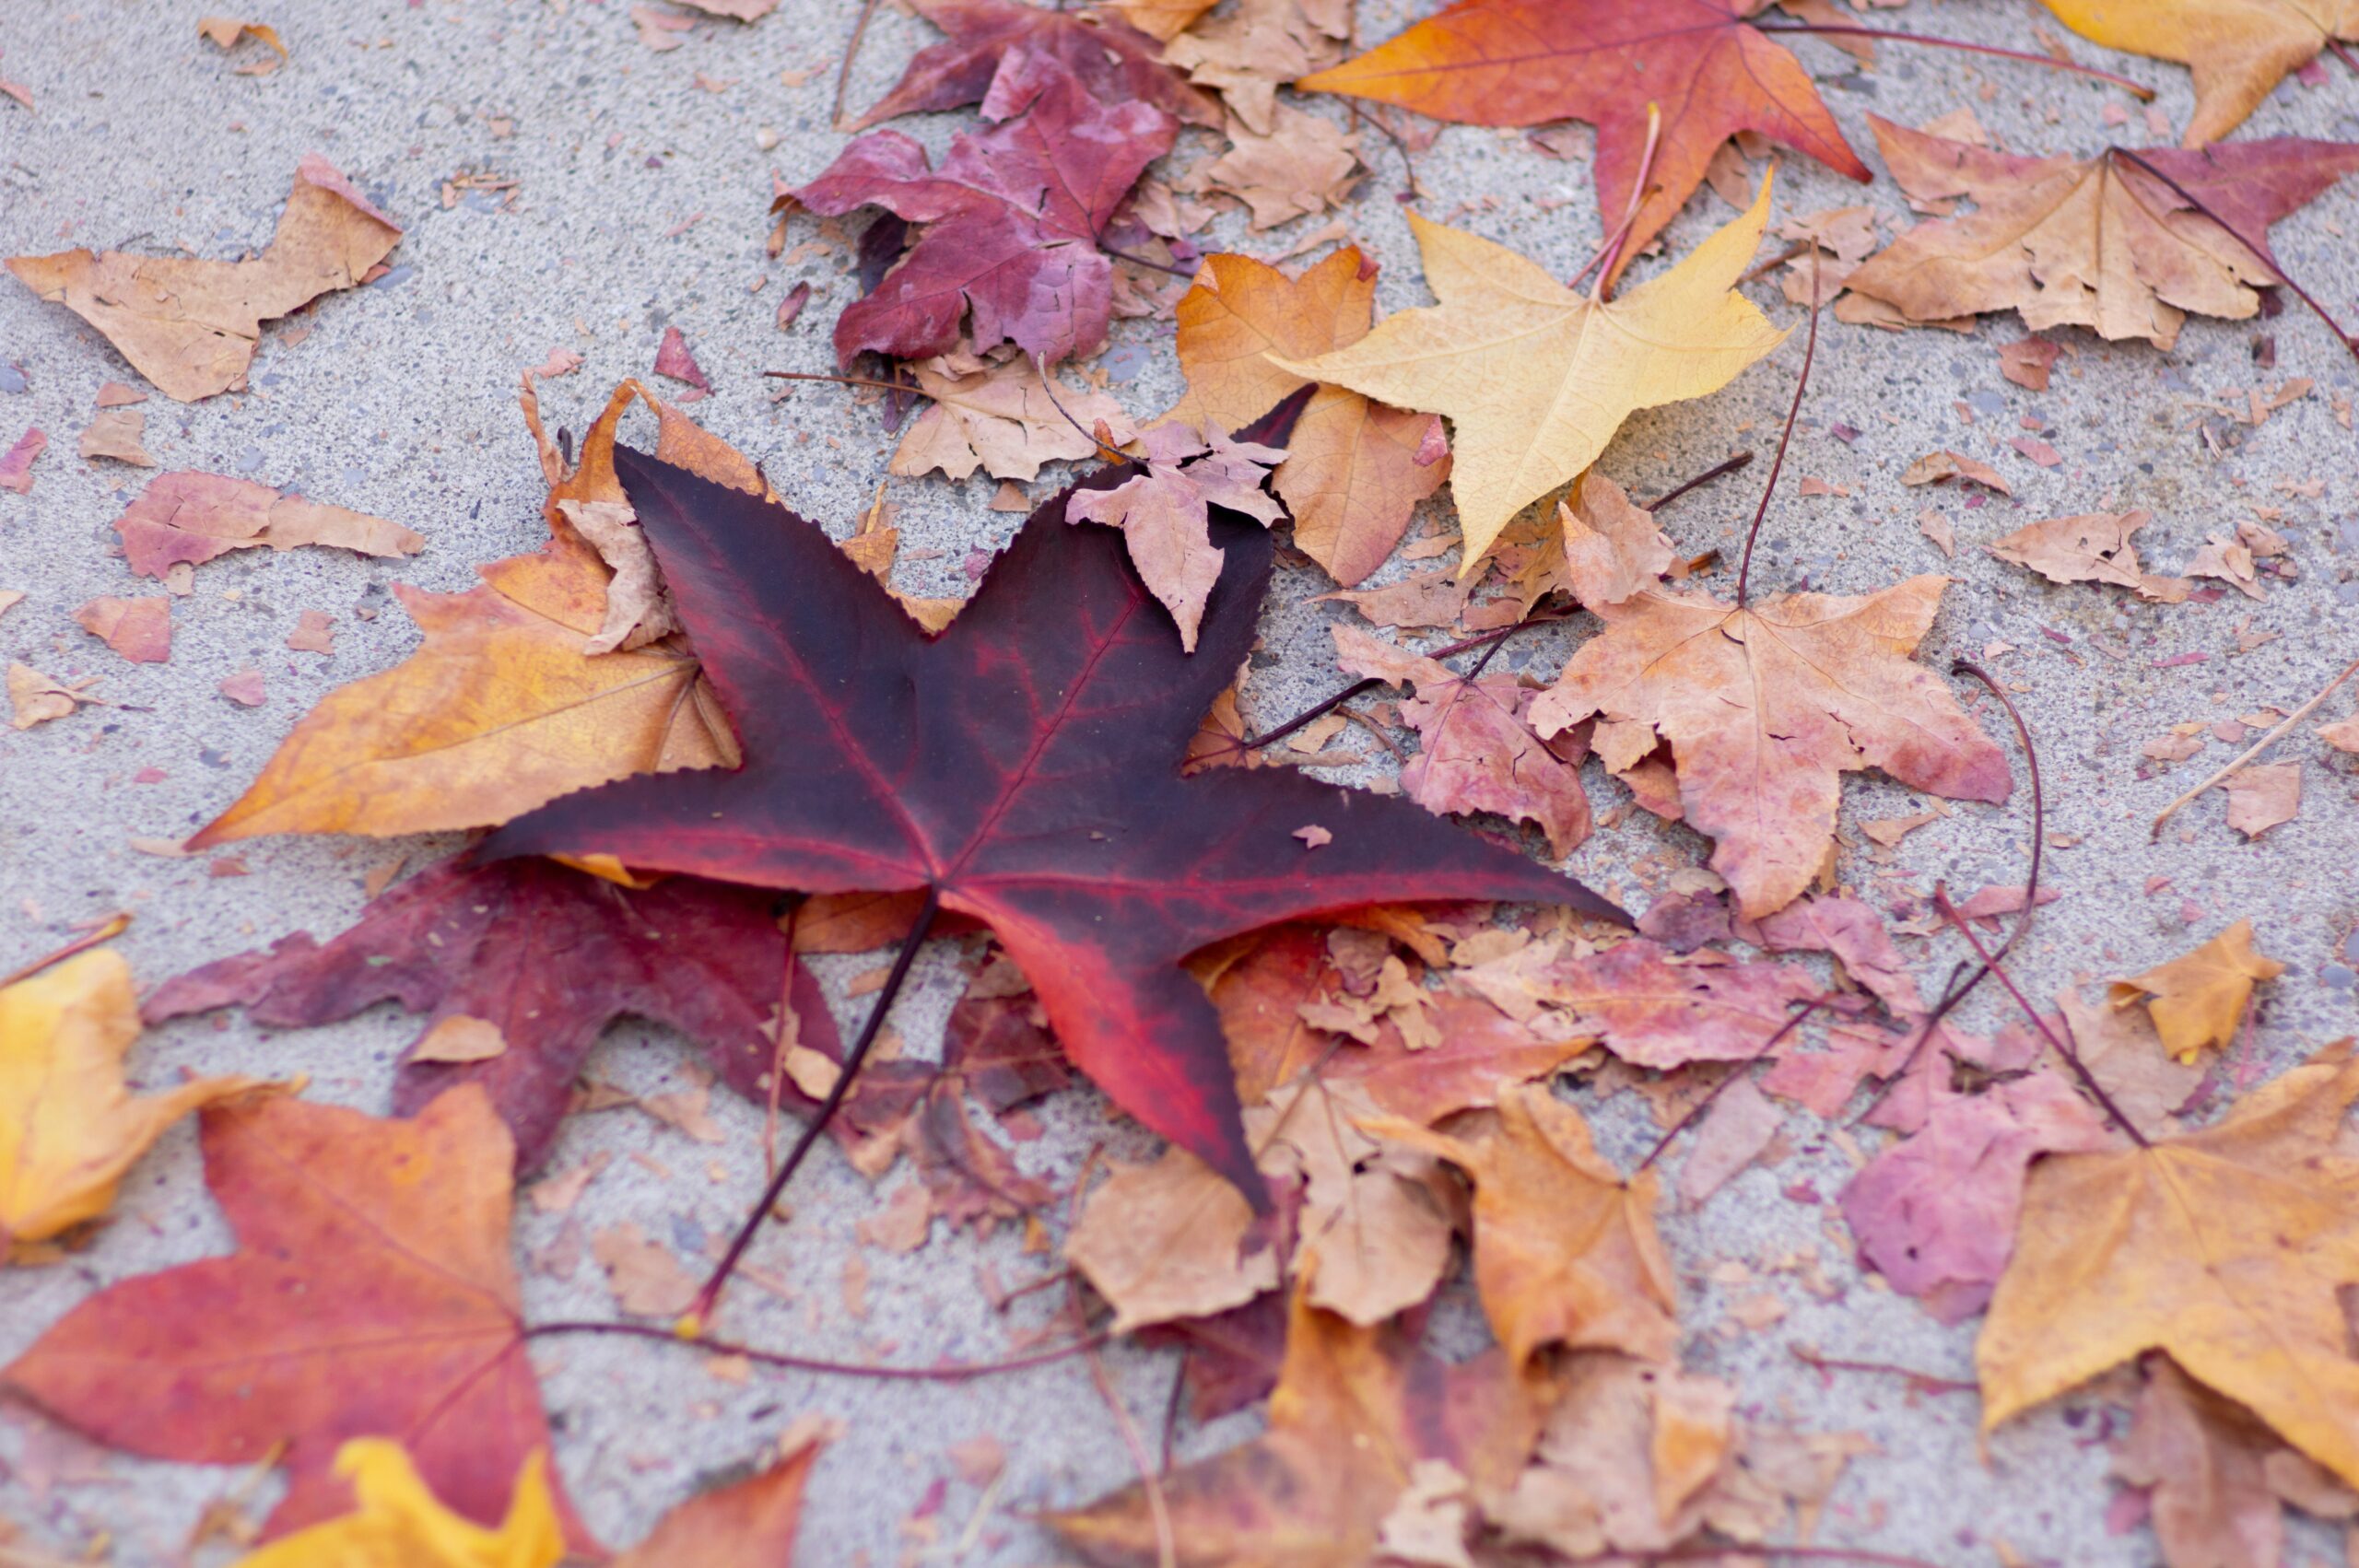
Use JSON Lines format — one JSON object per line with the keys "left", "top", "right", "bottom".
{"left": 5, "top": 1088, "right": 587, "bottom": 1547}
{"left": 851, "top": 0, "right": 1219, "bottom": 132}
{"left": 142, "top": 858, "right": 841, "bottom": 1174}
{"left": 480, "top": 447, "right": 1622, "bottom": 1196}
{"left": 793, "top": 61, "right": 1178, "bottom": 367}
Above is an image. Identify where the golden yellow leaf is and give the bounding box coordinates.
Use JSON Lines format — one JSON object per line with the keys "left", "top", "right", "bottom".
{"left": 0, "top": 950, "right": 275, "bottom": 1251}
{"left": 231, "top": 1439, "right": 563, "bottom": 1568}
{"left": 1269, "top": 179, "right": 1784, "bottom": 575}
{"left": 189, "top": 382, "right": 743, "bottom": 845}
{"left": 1979, "top": 1050, "right": 2359, "bottom": 1488}
{"left": 2039, "top": 0, "right": 2359, "bottom": 146}
{"left": 1363, "top": 1084, "right": 1678, "bottom": 1366}
{"left": 2108, "top": 919, "right": 2285, "bottom": 1063}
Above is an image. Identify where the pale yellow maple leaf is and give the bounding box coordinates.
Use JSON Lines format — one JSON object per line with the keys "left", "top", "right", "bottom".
{"left": 1270, "top": 178, "right": 1785, "bottom": 576}
{"left": 2040, "top": 0, "right": 2359, "bottom": 146}
{"left": 233, "top": 1439, "right": 562, "bottom": 1568}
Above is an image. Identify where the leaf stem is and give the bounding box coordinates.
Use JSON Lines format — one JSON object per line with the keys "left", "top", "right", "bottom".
{"left": 1646, "top": 450, "right": 1753, "bottom": 512}
{"left": 2109, "top": 147, "right": 2359, "bottom": 366}
{"left": 1933, "top": 888, "right": 2149, "bottom": 1148}
{"left": 523, "top": 1316, "right": 1107, "bottom": 1381}
{"left": 1856, "top": 661, "right": 2044, "bottom": 1122}
{"left": 2149, "top": 650, "right": 2359, "bottom": 837}
{"left": 1753, "top": 21, "right": 2156, "bottom": 99}
{"left": 1735, "top": 252, "right": 1822, "bottom": 611}
{"left": 0, "top": 914, "right": 130, "bottom": 990}
{"left": 1033, "top": 362, "right": 1133, "bottom": 463}
{"left": 763, "top": 369, "right": 923, "bottom": 397}
{"left": 830, "top": 0, "right": 884, "bottom": 131}
{"left": 1591, "top": 102, "right": 1663, "bottom": 298}
{"left": 687, "top": 886, "right": 942, "bottom": 1328}
{"left": 1633, "top": 994, "right": 1834, "bottom": 1173}
{"left": 1790, "top": 1346, "right": 1978, "bottom": 1395}
{"left": 1099, "top": 240, "right": 1199, "bottom": 280}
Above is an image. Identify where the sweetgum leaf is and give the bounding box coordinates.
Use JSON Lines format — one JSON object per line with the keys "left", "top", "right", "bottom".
{"left": 482, "top": 440, "right": 1622, "bottom": 1195}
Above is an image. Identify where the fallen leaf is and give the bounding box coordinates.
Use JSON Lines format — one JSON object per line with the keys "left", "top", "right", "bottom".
{"left": 1843, "top": 117, "right": 2359, "bottom": 349}
{"left": 1549, "top": 472, "right": 1675, "bottom": 609}
{"left": 1066, "top": 1145, "right": 1280, "bottom": 1332}
{"left": 593, "top": 1222, "right": 701, "bottom": 1317}
{"left": 1049, "top": 1276, "right": 1550, "bottom": 1565}
{"left": 1839, "top": 1071, "right": 2115, "bottom": 1324}
{"left": 1163, "top": 0, "right": 1352, "bottom": 136}
{"left": 1251, "top": 1077, "right": 1454, "bottom": 1324}
{"left": 794, "top": 64, "right": 1179, "bottom": 366}
{"left": 1297, "top": 0, "right": 1867, "bottom": 287}
{"left": 1998, "top": 335, "right": 2060, "bottom": 390}
{"left": 1980, "top": 1050, "right": 2359, "bottom": 1490}
{"left": 2108, "top": 920, "right": 2285, "bottom": 1063}
{"left": 144, "top": 859, "right": 836, "bottom": 1175}
{"left": 285, "top": 608, "right": 336, "bottom": 656}
{"left": 1066, "top": 420, "right": 1287, "bottom": 649}
{"left": 7, "top": 664, "right": 99, "bottom": 729}
{"left": 1189, "top": 103, "right": 1360, "bottom": 231}
{"left": 1270, "top": 179, "right": 1784, "bottom": 574}
{"left": 219, "top": 668, "right": 266, "bottom": 706}
{"left": 76, "top": 407, "right": 153, "bottom": 465}
{"left": 196, "top": 18, "right": 289, "bottom": 67}
{"left": 1531, "top": 576, "right": 2011, "bottom": 919}
{"left": 1673, "top": 1073, "right": 1783, "bottom": 1207}
{"left": 2055, "top": 987, "right": 2206, "bottom": 1135}
{"left": 2113, "top": 1357, "right": 2359, "bottom": 1568}
{"left": 478, "top": 436, "right": 1616, "bottom": 1195}
{"left": 228, "top": 1440, "right": 561, "bottom": 1568}
{"left": 1169, "top": 246, "right": 1447, "bottom": 587}
{"left": 4, "top": 1086, "right": 592, "bottom": 1544}
{"left": 0, "top": 950, "right": 274, "bottom": 1250}
{"left": 889, "top": 352, "right": 1136, "bottom": 483}
{"left": 1988, "top": 510, "right": 2190, "bottom": 603}
{"left": 651, "top": 325, "right": 710, "bottom": 395}
{"left": 1107, "top": 0, "right": 1219, "bottom": 41}
{"left": 186, "top": 382, "right": 739, "bottom": 841}
{"left": 1900, "top": 449, "right": 2012, "bottom": 495}
{"left": 6, "top": 156, "right": 401, "bottom": 401}
{"left": 1333, "top": 622, "right": 1591, "bottom": 856}
{"left": 1367, "top": 1084, "right": 1678, "bottom": 1365}
{"left": 557, "top": 497, "right": 681, "bottom": 655}
{"left": 0, "top": 427, "right": 43, "bottom": 493}
{"left": 850, "top": 0, "right": 1217, "bottom": 131}
{"left": 111, "top": 471, "right": 423, "bottom": 579}
{"left": 1738, "top": 894, "right": 1922, "bottom": 1016}
{"left": 2318, "top": 703, "right": 2359, "bottom": 754}
{"left": 1455, "top": 935, "right": 1818, "bottom": 1070}
{"left": 612, "top": 1439, "right": 824, "bottom": 1567}
{"left": 2038, "top": 0, "right": 2359, "bottom": 146}
{"left": 2224, "top": 762, "right": 2301, "bottom": 838}
{"left": 72, "top": 596, "right": 171, "bottom": 663}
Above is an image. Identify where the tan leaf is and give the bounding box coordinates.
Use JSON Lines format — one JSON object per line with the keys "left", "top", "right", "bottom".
{"left": 7, "top": 664, "right": 98, "bottom": 730}
{"left": 1250, "top": 1078, "right": 1453, "bottom": 1325}
{"left": 77, "top": 408, "right": 154, "bottom": 466}
{"left": 1187, "top": 104, "right": 1360, "bottom": 231}
{"left": 889, "top": 353, "right": 1135, "bottom": 484}
{"left": 1987, "top": 510, "right": 2189, "bottom": 602}
{"left": 1364, "top": 1085, "right": 1678, "bottom": 1366}
{"left": 6, "top": 156, "right": 400, "bottom": 401}
{"left": 2107, "top": 920, "right": 2285, "bottom": 1063}
{"left": 1065, "top": 1146, "right": 1280, "bottom": 1333}
{"left": 72, "top": 596, "right": 171, "bottom": 664}
{"left": 111, "top": 472, "right": 425, "bottom": 580}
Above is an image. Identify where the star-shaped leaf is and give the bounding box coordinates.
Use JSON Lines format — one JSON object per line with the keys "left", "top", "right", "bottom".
{"left": 1979, "top": 1051, "right": 2359, "bottom": 1490}
{"left": 229, "top": 1440, "right": 563, "bottom": 1568}
{"left": 480, "top": 441, "right": 1619, "bottom": 1194}
{"left": 1529, "top": 576, "right": 2011, "bottom": 919}
{"left": 4, "top": 1087, "right": 589, "bottom": 1547}
{"left": 1297, "top": 0, "right": 1868, "bottom": 286}
{"left": 2039, "top": 0, "right": 2359, "bottom": 146}
{"left": 1271, "top": 179, "right": 1784, "bottom": 574}
{"left": 2107, "top": 919, "right": 2285, "bottom": 1064}
{"left": 851, "top": 0, "right": 1218, "bottom": 130}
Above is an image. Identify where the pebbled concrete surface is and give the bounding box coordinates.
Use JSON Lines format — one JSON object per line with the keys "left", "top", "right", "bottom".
{"left": 1, "top": 1, "right": 2356, "bottom": 1562}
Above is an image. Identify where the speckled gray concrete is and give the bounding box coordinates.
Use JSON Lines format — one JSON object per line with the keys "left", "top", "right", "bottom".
{"left": 3, "top": 2, "right": 2357, "bottom": 1563}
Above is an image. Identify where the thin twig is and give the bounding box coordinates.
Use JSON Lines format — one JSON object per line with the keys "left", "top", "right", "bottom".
{"left": 1743, "top": 239, "right": 1812, "bottom": 286}
{"left": 1158, "top": 1346, "right": 1191, "bottom": 1474}
{"left": 687, "top": 888, "right": 942, "bottom": 1329}
{"left": 1099, "top": 240, "right": 1198, "bottom": 281}
{"left": 524, "top": 1316, "right": 1108, "bottom": 1381}
{"left": 1634, "top": 996, "right": 1833, "bottom": 1173}
{"left": 1753, "top": 20, "right": 2155, "bottom": 98}
{"left": 1593, "top": 103, "right": 1663, "bottom": 298}
{"left": 1934, "top": 888, "right": 2149, "bottom": 1148}
{"left": 1643, "top": 451, "right": 1753, "bottom": 512}
{"left": 1033, "top": 363, "right": 1133, "bottom": 463}
{"left": 2333, "top": 40, "right": 2359, "bottom": 76}
{"left": 1736, "top": 251, "right": 1823, "bottom": 610}
{"left": 1332, "top": 703, "right": 1409, "bottom": 765}
{"left": 763, "top": 369, "right": 923, "bottom": 397}
{"left": 1790, "top": 1346, "right": 1978, "bottom": 1395}
{"left": 829, "top": 0, "right": 885, "bottom": 131}
{"left": 0, "top": 914, "right": 130, "bottom": 990}
{"left": 1568, "top": 178, "right": 1661, "bottom": 294}
{"left": 1857, "top": 661, "right": 2045, "bottom": 1123}
{"left": 2110, "top": 147, "right": 2359, "bottom": 366}
{"left": 2151, "top": 651, "right": 2359, "bottom": 837}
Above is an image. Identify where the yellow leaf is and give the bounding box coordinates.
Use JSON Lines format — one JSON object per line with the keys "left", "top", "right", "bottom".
{"left": 0, "top": 950, "right": 275, "bottom": 1251}
{"left": 232, "top": 1439, "right": 564, "bottom": 1568}
{"left": 2108, "top": 919, "right": 2285, "bottom": 1063}
{"left": 2039, "top": 0, "right": 2359, "bottom": 146}
{"left": 1979, "top": 1050, "right": 2359, "bottom": 1489}
{"left": 1269, "top": 179, "right": 1784, "bottom": 575}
